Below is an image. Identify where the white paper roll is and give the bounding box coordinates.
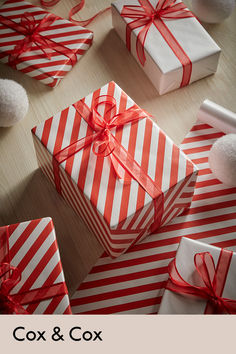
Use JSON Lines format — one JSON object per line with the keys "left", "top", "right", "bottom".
{"left": 197, "top": 99, "right": 236, "bottom": 134}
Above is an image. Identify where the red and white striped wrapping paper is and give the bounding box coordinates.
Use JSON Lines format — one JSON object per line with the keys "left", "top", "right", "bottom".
{"left": 70, "top": 120, "right": 236, "bottom": 314}
{"left": 1, "top": 217, "right": 72, "bottom": 314}
{"left": 0, "top": 0, "right": 93, "bottom": 87}
{"left": 32, "top": 81, "right": 198, "bottom": 258}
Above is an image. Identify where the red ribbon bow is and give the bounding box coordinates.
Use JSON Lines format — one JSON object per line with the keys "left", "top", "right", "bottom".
{"left": 0, "top": 11, "right": 79, "bottom": 69}
{"left": 121, "top": 0, "right": 194, "bottom": 87}
{"left": 53, "top": 95, "right": 164, "bottom": 233}
{"left": 0, "top": 226, "right": 68, "bottom": 314}
{"left": 166, "top": 249, "right": 236, "bottom": 314}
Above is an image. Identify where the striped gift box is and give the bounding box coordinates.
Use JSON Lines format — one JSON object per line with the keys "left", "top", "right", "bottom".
{"left": 32, "top": 81, "right": 198, "bottom": 258}
{"left": 0, "top": 217, "right": 71, "bottom": 314}
{"left": 70, "top": 120, "right": 236, "bottom": 314}
{"left": 0, "top": 0, "right": 93, "bottom": 87}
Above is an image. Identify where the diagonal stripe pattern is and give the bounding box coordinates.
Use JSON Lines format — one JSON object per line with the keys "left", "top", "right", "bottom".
{"left": 0, "top": 217, "right": 71, "bottom": 314}
{"left": 0, "top": 0, "right": 93, "bottom": 87}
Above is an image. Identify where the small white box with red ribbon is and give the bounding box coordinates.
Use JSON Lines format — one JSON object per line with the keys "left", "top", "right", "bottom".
{"left": 159, "top": 237, "right": 236, "bottom": 314}
{"left": 112, "top": 0, "right": 221, "bottom": 95}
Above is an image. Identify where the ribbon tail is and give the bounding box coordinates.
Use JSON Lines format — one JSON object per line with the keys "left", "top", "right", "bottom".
{"left": 40, "top": 0, "right": 110, "bottom": 27}
{"left": 194, "top": 252, "right": 216, "bottom": 290}
{"left": 111, "top": 135, "right": 161, "bottom": 199}
{"left": 136, "top": 21, "right": 152, "bottom": 66}
{"left": 110, "top": 154, "right": 132, "bottom": 183}
{"left": 9, "top": 40, "right": 32, "bottom": 69}
{"left": 69, "top": 3, "right": 111, "bottom": 27}
{"left": 223, "top": 300, "right": 236, "bottom": 314}
{"left": 124, "top": 17, "right": 149, "bottom": 53}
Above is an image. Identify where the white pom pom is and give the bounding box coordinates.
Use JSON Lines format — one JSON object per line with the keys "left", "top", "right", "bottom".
{"left": 191, "top": 0, "right": 235, "bottom": 23}
{"left": 209, "top": 134, "right": 236, "bottom": 187}
{"left": 0, "top": 79, "right": 29, "bottom": 127}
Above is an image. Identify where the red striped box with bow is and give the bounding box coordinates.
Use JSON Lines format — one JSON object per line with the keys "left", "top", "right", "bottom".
{"left": 112, "top": 0, "right": 221, "bottom": 95}
{"left": 159, "top": 237, "right": 236, "bottom": 314}
{"left": 70, "top": 119, "right": 236, "bottom": 314}
{"left": 0, "top": 217, "right": 71, "bottom": 314}
{"left": 0, "top": 0, "right": 93, "bottom": 87}
{"left": 32, "top": 81, "right": 198, "bottom": 258}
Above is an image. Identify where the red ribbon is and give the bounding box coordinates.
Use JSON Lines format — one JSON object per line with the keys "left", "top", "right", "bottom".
{"left": 121, "top": 0, "right": 194, "bottom": 87}
{"left": 0, "top": 11, "right": 79, "bottom": 69}
{"left": 52, "top": 95, "right": 164, "bottom": 232}
{"left": 0, "top": 226, "right": 68, "bottom": 314}
{"left": 40, "top": 0, "right": 111, "bottom": 27}
{"left": 166, "top": 249, "right": 236, "bottom": 314}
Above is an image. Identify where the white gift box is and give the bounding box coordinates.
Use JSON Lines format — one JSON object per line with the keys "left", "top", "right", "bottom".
{"left": 112, "top": 0, "right": 221, "bottom": 95}
{"left": 158, "top": 237, "right": 236, "bottom": 314}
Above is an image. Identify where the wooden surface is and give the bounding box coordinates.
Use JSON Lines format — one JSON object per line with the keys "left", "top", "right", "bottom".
{"left": 0, "top": 0, "right": 235, "bottom": 296}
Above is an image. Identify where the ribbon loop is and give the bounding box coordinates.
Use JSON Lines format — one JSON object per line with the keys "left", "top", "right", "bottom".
{"left": 166, "top": 249, "right": 236, "bottom": 314}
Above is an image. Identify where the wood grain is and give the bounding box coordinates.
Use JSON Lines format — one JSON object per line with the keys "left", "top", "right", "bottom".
{"left": 0, "top": 0, "right": 235, "bottom": 296}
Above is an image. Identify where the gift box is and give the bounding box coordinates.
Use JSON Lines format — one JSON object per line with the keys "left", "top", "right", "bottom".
{"left": 32, "top": 81, "right": 198, "bottom": 258}
{"left": 0, "top": 0, "right": 93, "bottom": 87}
{"left": 158, "top": 237, "right": 236, "bottom": 314}
{"left": 0, "top": 217, "right": 71, "bottom": 314}
{"left": 70, "top": 119, "right": 236, "bottom": 314}
{"left": 112, "top": 0, "right": 221, "bottom": 95}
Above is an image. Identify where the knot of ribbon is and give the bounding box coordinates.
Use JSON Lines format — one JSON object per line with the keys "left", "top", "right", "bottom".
{"left": 166, "top": 249, "right": 236, "bottom": 314}
{"left": 0, "top": 226, "right": 68, "bottom": 314}
{"left": 0, "top": 11, "right": 78, "bottom": 69}
{"left": 121, "top": 0, "right": 194, "bottom": 87}
{"left": 0, "top": 262, "right": 24, "bottom": 314}
{"left": 52, "top": 95, "right": 164, "bottom": 233}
